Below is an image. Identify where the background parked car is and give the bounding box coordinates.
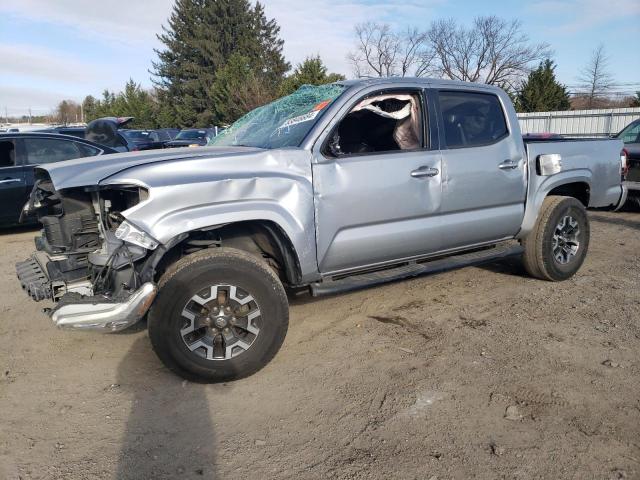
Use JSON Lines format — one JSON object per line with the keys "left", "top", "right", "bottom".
{"left": 36, "top": 126, "right": 86, "bottom": 138}
{"left": 616, "top": 119, "right": 640, "bottom": 208}
{"left": 84, "top": 117, "right": 137, "bottom": 152}
{"left": 121, "top": 128, "right": 180, "bottom": 150}
{"left": 37, "top": 118, "right": 137, "bottom": 152}
{"left": 0, "top": 133, "right": 116, "bottom": 226}
{"left": 165, "top": 128, "right": 215, "bottom": 148}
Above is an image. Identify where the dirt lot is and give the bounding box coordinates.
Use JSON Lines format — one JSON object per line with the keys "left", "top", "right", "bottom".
{"left": 1, "top": 210, "right": 639, "bottom": 480}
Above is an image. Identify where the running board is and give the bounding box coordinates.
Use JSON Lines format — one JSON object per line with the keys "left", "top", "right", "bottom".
{"left": 310, "top": 243, "right": 524, "bottom": 297}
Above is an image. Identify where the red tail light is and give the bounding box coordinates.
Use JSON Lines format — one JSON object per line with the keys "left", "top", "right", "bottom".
{"left": 621, "top": 148, "right": 629, "bottom": 179}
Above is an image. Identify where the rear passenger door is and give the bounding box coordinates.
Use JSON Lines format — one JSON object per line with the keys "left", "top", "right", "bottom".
{"left": 0, "top": 138, "right": 27, "bottom": 224}
{"left": 436, "top": 90, "right": 527, "bottom": 249}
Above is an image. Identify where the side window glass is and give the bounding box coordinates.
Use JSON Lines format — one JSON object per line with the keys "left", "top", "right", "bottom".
{"left": 621, "top": 123, "right": 640, "bottom": 144}
{"left": 76, "top": 143, "right": 101, "bottom": 157}
{"left": 0, "top": 140, "right": 16, "bottom": 167}
{"left": 325, "top": 91, "right": 424, "bottom": 157}
{"left": 438, "top": 91, "right": 508, "bottom": 149}
{"left": 25, "top": 138, "right": 83, "bottom": 165}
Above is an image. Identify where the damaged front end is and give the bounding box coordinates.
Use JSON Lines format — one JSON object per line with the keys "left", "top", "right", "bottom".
{"left": 16, "top": 172, "right": 158, "bottom": 331}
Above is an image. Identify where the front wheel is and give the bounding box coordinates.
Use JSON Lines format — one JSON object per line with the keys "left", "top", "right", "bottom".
{"left": 522, "top": 196, "right": 590, "bottom": 281}
{"left": 148, "top": 248, "right": 289, "bottom": 382}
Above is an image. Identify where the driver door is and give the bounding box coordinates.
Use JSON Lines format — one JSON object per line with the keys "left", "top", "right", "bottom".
{"left": 312, "top": 88, "right": 444, "bottom": 275}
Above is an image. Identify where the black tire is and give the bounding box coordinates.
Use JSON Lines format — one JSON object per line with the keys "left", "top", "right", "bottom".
{"left": 147, "top": 247, "right": 289, "bottom": 382}
{"left": 624, "top": 194, "right": 640, "bottom": 211}
{"left": 522, "top": 195, "right": 590, "bottom": 281}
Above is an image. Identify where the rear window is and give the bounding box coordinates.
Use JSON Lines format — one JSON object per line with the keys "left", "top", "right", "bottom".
{"left": 123, "top": 130, "right": 151, "bottom": 141}
{"left": 438, "top": 91, "right": 508, "bottom": 149}
{"left": 619, "top": 121, "right": 640, "bottom": 144}
{"left": 76, "top": 143, "right": 102, "bottom": 157}
{"left": 176, "top": 130, "right": 208, "bottom": 140}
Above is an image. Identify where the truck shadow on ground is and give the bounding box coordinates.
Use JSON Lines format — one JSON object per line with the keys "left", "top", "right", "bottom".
{"left": 477, "top": 258, "right": 528, "bottom": 278}
{"left": 589, "top": 212, "right": 640, "bottom": 231}
{"left": 115, "top": 337, "right": 220, "bottom": 479}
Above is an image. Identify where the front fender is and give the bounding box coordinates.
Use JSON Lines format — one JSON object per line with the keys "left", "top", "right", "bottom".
{"left": 122, "top": 178, "right": 319, "bottom": 282}
{"left": 101, "top": 148, "right": 320, "bottom": 282}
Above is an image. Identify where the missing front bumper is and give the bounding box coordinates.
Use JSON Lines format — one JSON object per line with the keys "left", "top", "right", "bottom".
{"left": 50, "top": 282, "right": 157, "bottom": 332}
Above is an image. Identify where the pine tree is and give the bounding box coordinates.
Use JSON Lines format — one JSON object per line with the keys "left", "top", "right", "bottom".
{"left": 115, "top": 79, "right": 157, "bottom": 128}
{"left": 515, "top": 60, "right": 571, "bottom": 113}
{"left": 81, "top": 95, "right": 98, "bottom": 122}
{"left": 210, "top": 53, "right": 274, "bottom": 124}
{"left": 152, "top": 0, "right": 288, "bottom": 127}
{"left": 279, "top": 56, "right": 345, "bottom": 96}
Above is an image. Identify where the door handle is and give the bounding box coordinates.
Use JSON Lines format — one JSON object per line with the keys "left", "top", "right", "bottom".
{"left": 0, "top": 178, "right": 22, "bottom": 185}
{"left": 411, "top": 166, "right": 439, "bottom": 178}
{"left": 498, "top": 159, "right": 520, "bottom": 170}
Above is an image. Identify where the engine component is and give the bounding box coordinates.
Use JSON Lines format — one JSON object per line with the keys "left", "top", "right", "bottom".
{"left": 16, "top": 256, "right": 51, "bottom": 301}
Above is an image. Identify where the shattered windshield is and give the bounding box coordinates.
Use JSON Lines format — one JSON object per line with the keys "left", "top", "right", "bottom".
{"left": 208, "top": 84, "right": 347, "bottom": 149}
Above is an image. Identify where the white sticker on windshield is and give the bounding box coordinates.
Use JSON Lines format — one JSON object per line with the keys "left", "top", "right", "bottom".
{"left": 277, "top": 110, "right": 320, "bottom": 132}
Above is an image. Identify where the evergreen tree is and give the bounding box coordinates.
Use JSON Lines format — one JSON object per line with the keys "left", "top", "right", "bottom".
{"left": 82, "top": 82, "right": 159, "bottom": 129}
{"left": 279, "top": 55, "right": 345, "bottom": 96}
{"left": 81, "top": 95, "right": 98, "bottom": 122}
{"left": 210, "top": 53, "right": 274, "bottom": 124}
{"left": 515, "top": 60, "right": 570, "bottom": 112}
{"left": 152, "top": 0, "right": 288, "bottom": 127}
{"left": 115, "top": 79, "right": 157, "bottom": 128}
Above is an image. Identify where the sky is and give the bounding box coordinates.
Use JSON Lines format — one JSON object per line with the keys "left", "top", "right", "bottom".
{"left": 0, "top": 0, "right": 638, "bottom": 117}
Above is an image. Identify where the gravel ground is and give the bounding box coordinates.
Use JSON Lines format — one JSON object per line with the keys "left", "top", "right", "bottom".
{"left": 1, "top": 210, "right": 639, "bottom": 480}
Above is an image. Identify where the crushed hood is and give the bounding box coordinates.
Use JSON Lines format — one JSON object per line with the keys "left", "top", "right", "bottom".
{"left": 40, "top": 146, "right": 262, "bottom": 190}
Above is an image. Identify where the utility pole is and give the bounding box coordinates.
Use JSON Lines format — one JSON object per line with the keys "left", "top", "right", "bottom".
{"left": 28, "top": 107, "right": 32, "bottom": 125}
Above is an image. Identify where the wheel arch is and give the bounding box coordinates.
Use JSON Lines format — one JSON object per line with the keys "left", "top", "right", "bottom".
{"left": 518, "top": 171, "right": 592, "bottom": 239}
{"left": 547, "top": 181, "right": 590, "bottom": 207}
{"left": 144, "top": 220, "right": 305, "bottom": 287}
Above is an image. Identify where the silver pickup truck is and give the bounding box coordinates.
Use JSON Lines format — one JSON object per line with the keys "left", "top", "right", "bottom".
{"left": 16, "top": 78, "right": 627, "bottom": 382}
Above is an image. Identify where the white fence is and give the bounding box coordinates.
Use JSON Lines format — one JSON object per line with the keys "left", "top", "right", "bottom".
{"left": 517, "top": 108, "right": 640, "bottom": 138}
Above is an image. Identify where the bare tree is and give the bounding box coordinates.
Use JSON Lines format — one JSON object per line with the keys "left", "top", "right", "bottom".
{"left": 54, "top": 100, "right": 82, "bottom": 125}
{"left": 428, "top": 16, "right": 550, "bottom": 90}
{"left": 347, "top": 23, "right": 434, "bottom": 78}
{"left": 577, "top": 44, "right": 615, "bottom": 108}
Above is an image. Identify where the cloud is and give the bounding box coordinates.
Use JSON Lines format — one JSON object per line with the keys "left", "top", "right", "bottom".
{"left": 0, "top": 0, "right": 173, "bottom": 47}
{"left": 0, "top": 0, "right": 447, "bottom": 114}
{"left": 0, "top": 44, "right": 107, "bottom": 84}
{"left": 0, "top": 86, "right": 77, "bottom": 114}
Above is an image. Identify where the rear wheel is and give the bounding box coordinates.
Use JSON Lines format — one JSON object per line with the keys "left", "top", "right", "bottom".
{"left": 522, "top": 196, "right": 590, "bottom": 281}
{"left": 148, "top": 248, "right": 289, "bottom": 382}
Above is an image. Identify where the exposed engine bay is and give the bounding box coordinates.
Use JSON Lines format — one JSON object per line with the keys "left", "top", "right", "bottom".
{"left": 16, "top": 172, "right": 151, "bottom": 303}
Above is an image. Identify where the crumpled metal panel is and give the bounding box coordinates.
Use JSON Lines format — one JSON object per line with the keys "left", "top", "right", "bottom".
{"left": 103, "top": 148, "right": 319, "bottom": 282}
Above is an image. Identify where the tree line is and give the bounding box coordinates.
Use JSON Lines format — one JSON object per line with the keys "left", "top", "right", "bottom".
{"left": 47, "top": 1, "right": 638, "bottom": 129}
